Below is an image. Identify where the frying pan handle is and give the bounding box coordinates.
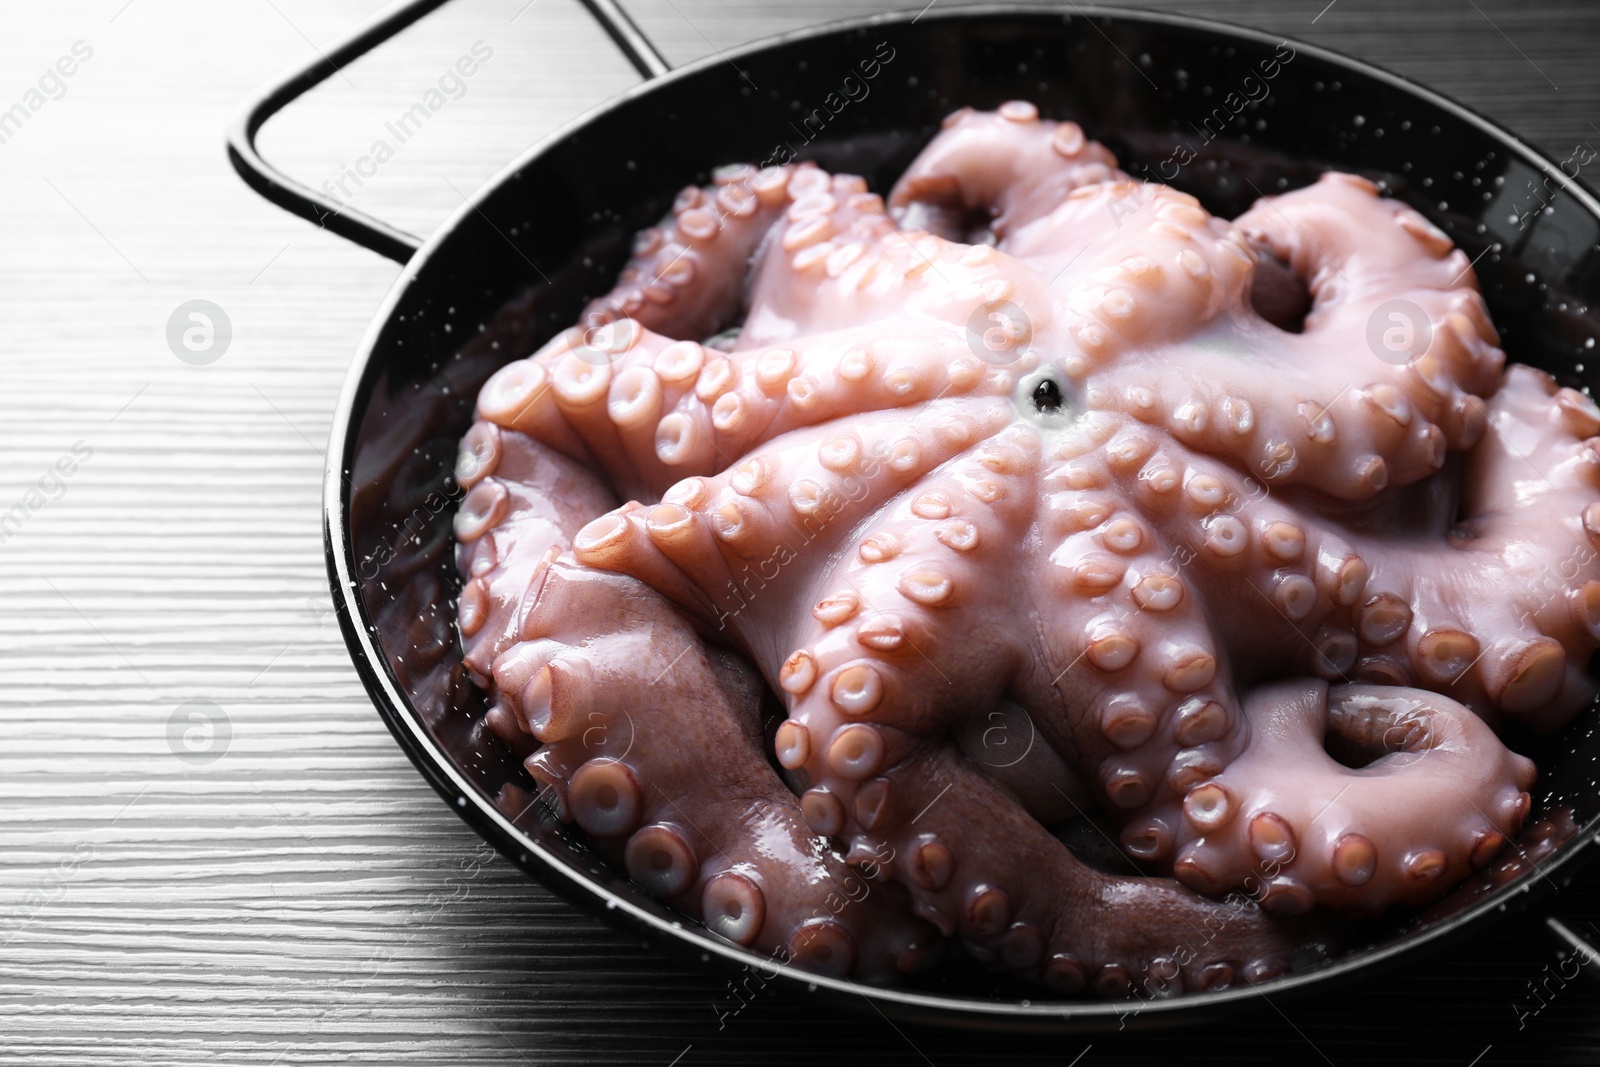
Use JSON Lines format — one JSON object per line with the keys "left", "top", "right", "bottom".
{"left": 226, "top": 0, "right": 671, "bottom": 264}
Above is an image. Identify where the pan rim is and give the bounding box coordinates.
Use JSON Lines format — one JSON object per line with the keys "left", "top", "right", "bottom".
{"left": 322, "top": 1, "right": 1600, "bottom": 1027}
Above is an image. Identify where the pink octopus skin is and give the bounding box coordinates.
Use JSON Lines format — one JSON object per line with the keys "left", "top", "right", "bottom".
{"left": 454, "top": 102, "right": 1600, "bottom": 993}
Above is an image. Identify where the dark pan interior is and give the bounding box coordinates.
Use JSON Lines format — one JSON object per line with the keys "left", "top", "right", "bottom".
{"left": 330, "top": 4, "right": 1600, "bottom": 1029}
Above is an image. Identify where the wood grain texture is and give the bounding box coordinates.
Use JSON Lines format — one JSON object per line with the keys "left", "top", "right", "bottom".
{"left": 1, "top": 0, "right": 1599, "bottom": 1064}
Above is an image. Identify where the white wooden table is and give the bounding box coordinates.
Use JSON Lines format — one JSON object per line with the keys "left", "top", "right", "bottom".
{"left": 2, "top": 1, "right": 1598, "bottom": 1063}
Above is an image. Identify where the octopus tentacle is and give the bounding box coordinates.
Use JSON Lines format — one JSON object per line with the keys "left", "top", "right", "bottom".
{"left": 479, "top": 323, "right": 684, "bottom": 502}
{"left": 887, "top": 104, "right": 1122, "bottom": 241}
{"left": 1015, "top": 179, "right": 1253, "bottom": 335}
{"left": 1166, "top": 679, "right": 1535, "bottom": 914}
{"left": 1031, "top": 424, "right": 1254, "bottom": 862}
{"left": 461, "top": 353, "right": 936, "bottom": 981}
{"left": 578, "top": 398, "right": 1016, "bottom": 626}
{"left": 1224, "top": 174, "right": 1502, "bottom": 483}
{"left": 850, "top": 739, "right": 1320, "bottom": 993}
{"left": 582, "top": 163, "right": 817, "bottom": 341}
{"left": 474, "top": 347, "right": 594, "bottom": 464}
{"left": 1380, "top": 364, "right": 1600, "bottom": 726}
{"left": 496, "top": 558, "right": 939, "bottom": 979}
{"left": 1084, "top": 367, "right": 1599, "bottom": 910}
{"left": 735, "top": 176, "right": 912, "bottom": 348}
{"left": 1122, "top": 364, "right": 1600, "bottom": 730}
{"left": 538, "top": 324, "right": 739, "bottom": 497}
{"left": 693, "top": 329, "right": 1005, "bottom": 460}
{"left": 463, "top": 510, "right": 939, "bottom": 976}
{"left": 1051, "top": 175, "right": 1501, "bottom": 501}
{"left": 763, "top": 434, "right": 1053, "bottom": 850}
{"left": 453, "top": 431, "right": 615, "bottom": 681}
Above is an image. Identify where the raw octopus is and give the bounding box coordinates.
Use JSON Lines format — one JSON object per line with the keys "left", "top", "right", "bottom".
{"left": 452, "top": 102, "right": 1600, "bottom": 994}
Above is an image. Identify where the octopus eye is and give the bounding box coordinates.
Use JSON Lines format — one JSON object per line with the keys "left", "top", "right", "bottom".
{"left": 1032, "top": 378, "right": 1065, "bottom": 414}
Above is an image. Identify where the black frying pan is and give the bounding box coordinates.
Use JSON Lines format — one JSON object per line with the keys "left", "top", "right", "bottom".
{"left": 228, "top": 0, "right": 1600, "bottom": 1030}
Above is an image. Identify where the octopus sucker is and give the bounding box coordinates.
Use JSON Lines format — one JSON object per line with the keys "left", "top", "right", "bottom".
{"left": 479, "top": 547, "right": 936, "bottom": 979}
{"left": 476, "top": 357, "right": 584, "bottom": 458}
{"left": 579, "top": 506, "right": 723, "bottom": 620}
{"left": 456, "top": 104, "right": 1600, "bottom": 991}
{"left": 864, "top": 742, "right": 1312, "bottom": 990}
{"left": 1165, "top": 679, "right": 1537, "bottom": 913}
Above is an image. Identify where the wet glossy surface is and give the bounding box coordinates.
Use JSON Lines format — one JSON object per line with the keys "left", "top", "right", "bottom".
{"left": 339, "top": 2, "right": 1600, "bottom": 1028}
{"left": 8, "top": 0, "right": 1600, "bottom": 1062}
